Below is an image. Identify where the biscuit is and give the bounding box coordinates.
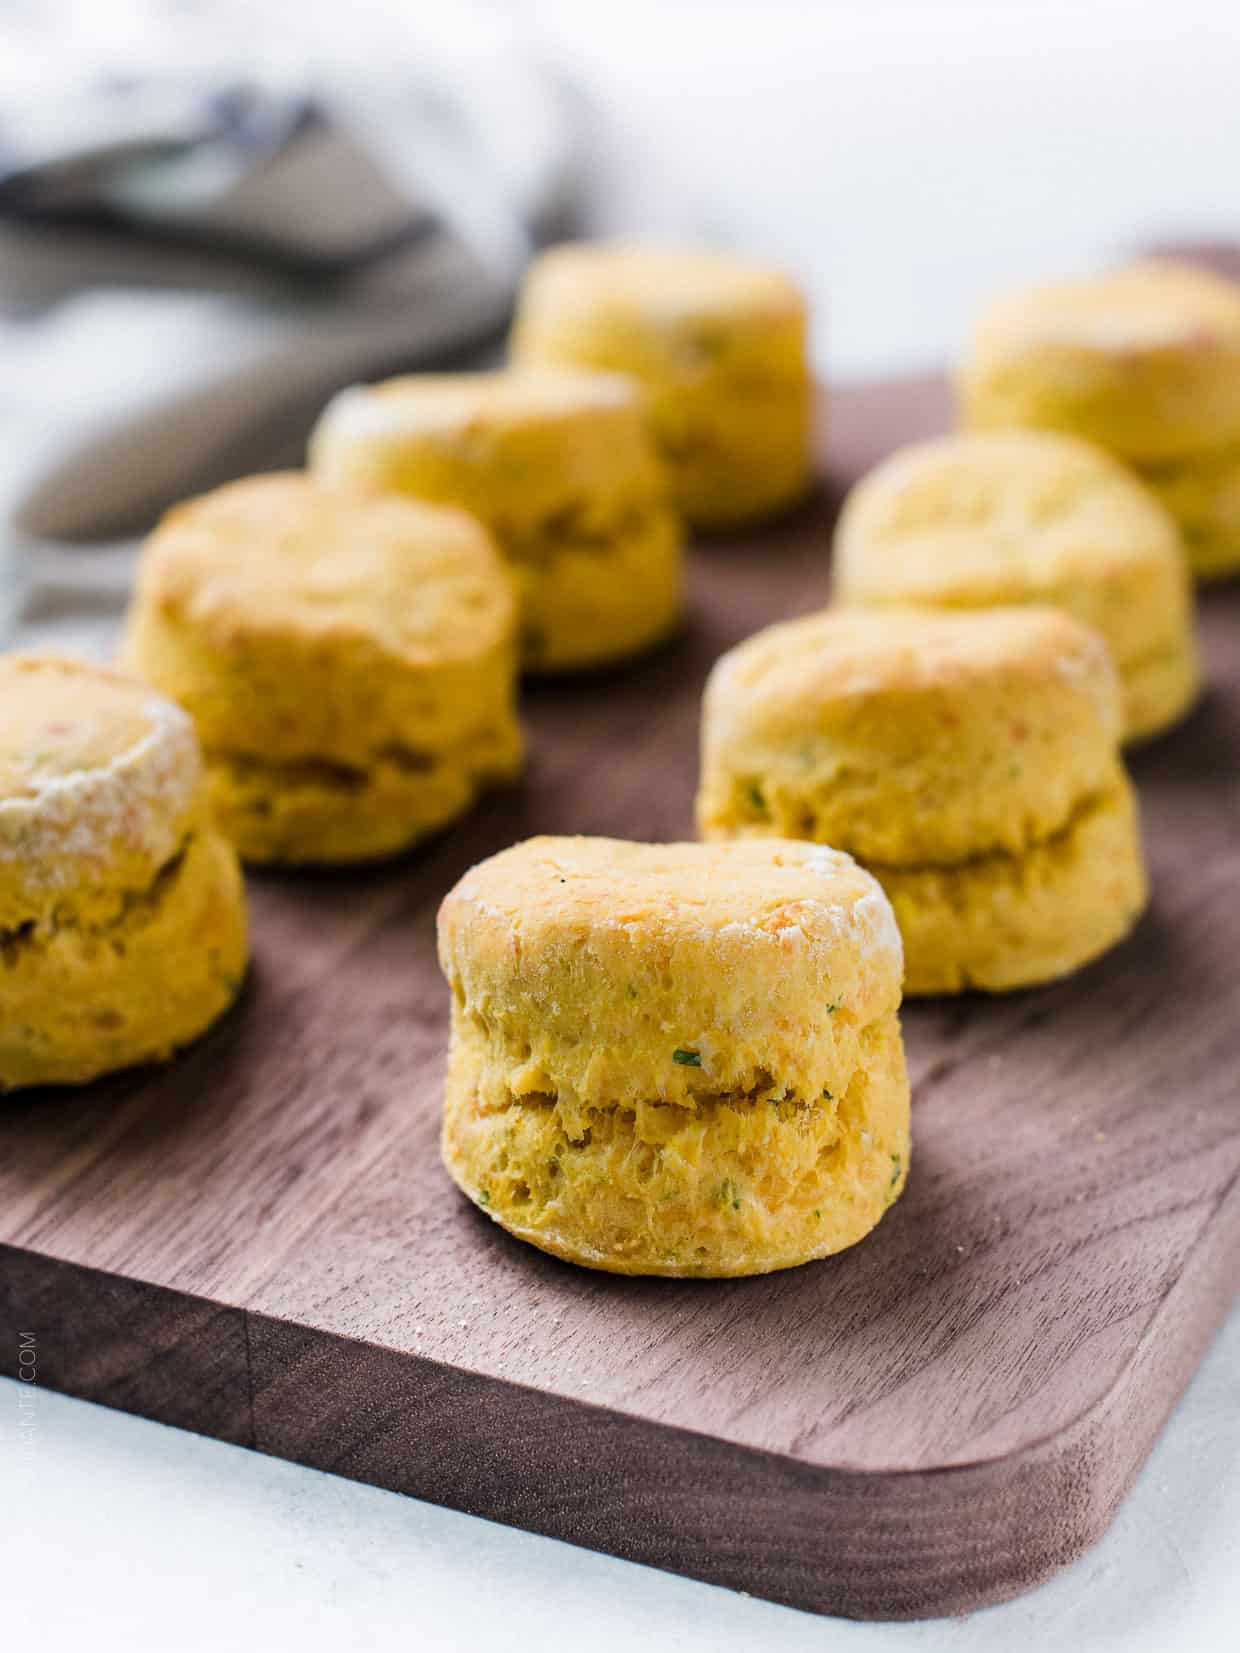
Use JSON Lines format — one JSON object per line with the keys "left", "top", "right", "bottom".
{"left": 697, "top": 608, "right": 1147, "bottom": 994}
{"left": 438, "top": 836, "right": 909, "bottom": 1276}
{"left": 121, "top": 473, "right": 521, "bottom": 864}
{"left": 309, "top": 369, "right": 682, "bottom": 671}
{"left": 0, "top": 655, "right": 247, "bottom": 1090}
{"left": 1137, "top": 440, "right": 1240, "bottom": 581}
{"left": 959, "top": 260, "right": 1240, "bottom": 462}
{"left": 834, "top": 431, "right": 1200, "bottom": 739}
{"left": 510, "top": 240, "right": 813, "bottom": 529}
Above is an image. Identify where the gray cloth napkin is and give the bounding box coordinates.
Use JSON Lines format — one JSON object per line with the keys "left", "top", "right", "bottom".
{"left": 0, "top": 53, "right": 577, "bottom": 656}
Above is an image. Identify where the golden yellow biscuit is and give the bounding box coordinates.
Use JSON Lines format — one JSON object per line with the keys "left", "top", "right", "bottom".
{"left": 510, "top": 240, "right": 813, "bottom": 528}
{"left": 878, "top": 780, "right": 1144, "bottom": 995}
{"left": 1137, "top": 440, "right": 1240, "bottom": 580}
{"left": 834, "top": 431, "right": 1200, "bottom": 739}
{"left": 308, "top": 369, "right": 682, "bottom": 671}
{"left": 438, "top": 836, "right": 909, "bottom": 1277}
{"left": 121, "top": 473, "right": 521, "bottom": 865}
{"left": 0, "top": 655, "right": 247, "bottom": 1090}
{"left": 697, "top": 608, "right": 1147, "bottom": 994}
{"left": 960, "top": 260, "right": 1240, "bottom": 463}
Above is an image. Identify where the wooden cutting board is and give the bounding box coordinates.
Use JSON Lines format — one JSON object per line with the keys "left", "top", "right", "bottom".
{"left": 2, "top": 374, "right": 1238, "bottom": 1621}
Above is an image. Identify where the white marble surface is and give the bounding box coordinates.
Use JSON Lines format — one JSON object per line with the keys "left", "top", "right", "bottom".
{"left": 3, "top": 2, "right": 1239, "bottom": 1646}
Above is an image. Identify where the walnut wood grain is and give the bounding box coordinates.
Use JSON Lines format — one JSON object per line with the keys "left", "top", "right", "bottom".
{"left": 1, "top": 370, "right": 1238, "bottom": 1620}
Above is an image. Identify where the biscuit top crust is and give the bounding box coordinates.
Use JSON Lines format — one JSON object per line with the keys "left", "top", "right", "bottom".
{"left": 440, "top": 835, "right": 901, "bottom": 992}
{"left": 0, "top": 654, "right": 200, "bottom": 897}
{"left": 138, "top": 473, "right": 515, "bottom": 662}
{"left": 699, "top": 608, "right": 1124, "bottom": 863}
{"left": 313, "top": 368, "right": 644, "bottom": 446}
{"left": 308, "top": 371, "right": 668, "bottom": 520}
{"left": 972, "top": 260, "right": 1240, "bottom": 355}
{"left": 517, "top": 240, "right": 805, "bottom": 326}
{"left": 835, "top": 430, "right": 1184, "bottom": 596}
{"left": 710, "top": 606, "right": 1118, "bottom": 714}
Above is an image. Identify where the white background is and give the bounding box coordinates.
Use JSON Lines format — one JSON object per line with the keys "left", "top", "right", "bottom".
{"left": 3, "top": 3, "right": 1239, "bottom": 1647}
